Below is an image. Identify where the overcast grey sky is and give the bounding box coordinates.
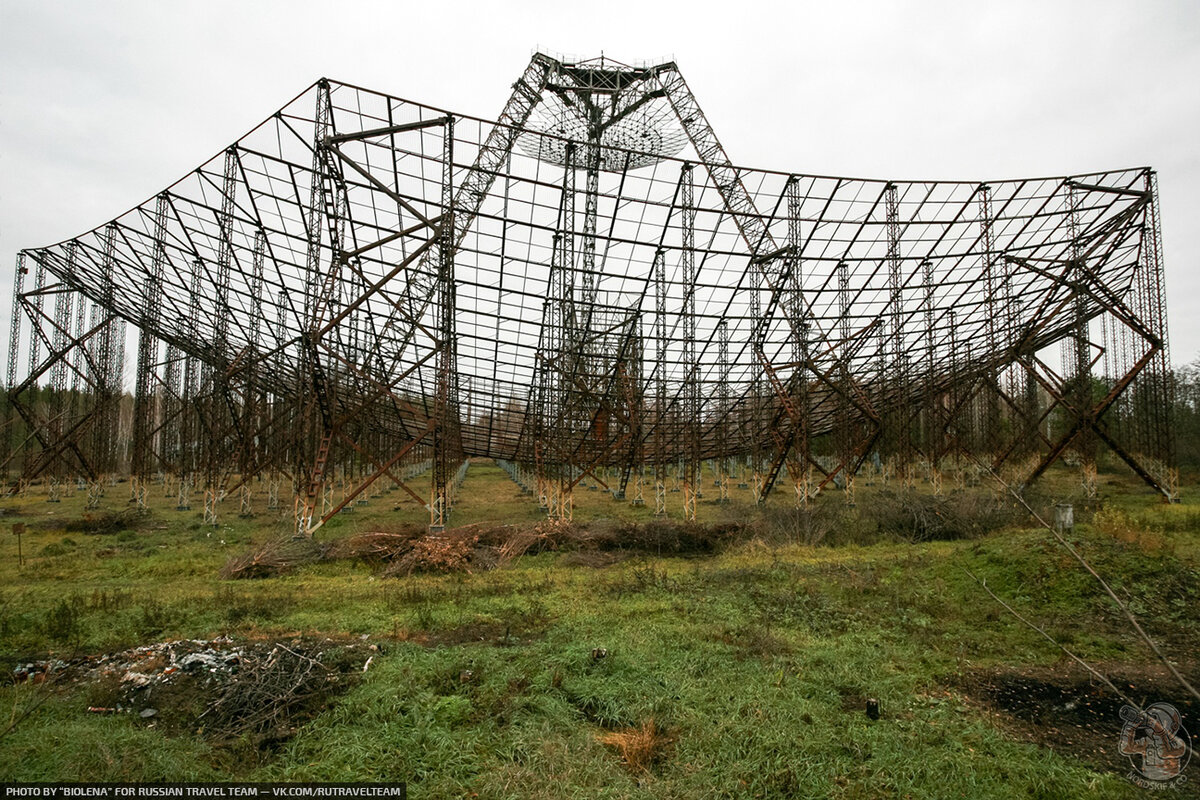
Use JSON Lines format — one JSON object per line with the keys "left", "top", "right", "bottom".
{"left": 2, "top": 0, "right": 1197, "bottom": 363}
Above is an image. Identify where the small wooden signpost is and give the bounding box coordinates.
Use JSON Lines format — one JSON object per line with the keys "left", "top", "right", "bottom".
{"left": 13, "top": 522, "right": 26, "bottom": 567}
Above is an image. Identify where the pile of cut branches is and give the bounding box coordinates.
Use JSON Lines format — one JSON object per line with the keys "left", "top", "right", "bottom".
{"left": 219, "top": 538, "right": 327, "bottom": 579}
{"left": 199, "top": 641, "right": 360, "bottom": 744}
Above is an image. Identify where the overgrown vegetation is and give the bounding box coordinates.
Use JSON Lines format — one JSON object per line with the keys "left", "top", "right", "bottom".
{"left": 0, "top": 460, "right": 1196, "bottom": 798}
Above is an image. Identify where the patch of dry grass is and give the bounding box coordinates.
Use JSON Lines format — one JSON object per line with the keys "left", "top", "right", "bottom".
{"left": 596, "top": 718, "right": 675, "bottom": 773}
{"left": 1092, "top": 506, "right": 1170, "bottom": 552}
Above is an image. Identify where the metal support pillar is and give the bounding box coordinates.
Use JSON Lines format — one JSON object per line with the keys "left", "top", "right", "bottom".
{"left": 1065, "top": 183, "right": 1097, "bottom": 497}
{"left": 716, "top": 318, "right": 730, "bottom": 504}
{"left": 3, "top": 253, "right": 28, "bottom": 480}
{"left": 978, "top": 184, "right": 1002, "bottom": 456}
{"left": 680, "top": 165, "right": 698, "bottom": 522}
{"left": 885, "top": 183, "right": 911, "bottom": 484}
{"left": 837, "top": 260, "right": 856, "bottom": 505}
{"left": 430, "top": 116, "right": 456, "bottom": 531}
{"left": 653, "top": 248, "right": 668, "bottom": 517}
{"left": 921, "top": 258, "right": 942, "bottom": 493}
{"left": 132, "top": 194, "right": 168, "bottom": 512}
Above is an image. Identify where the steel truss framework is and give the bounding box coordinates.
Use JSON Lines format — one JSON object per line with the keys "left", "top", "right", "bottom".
{"left": 2, "top": 53, "right": 1177, "bottom": 534}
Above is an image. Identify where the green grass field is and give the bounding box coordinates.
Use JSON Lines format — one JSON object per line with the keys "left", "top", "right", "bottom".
{"left": 1, "top": 459, "right": 1197, "bottom": 798}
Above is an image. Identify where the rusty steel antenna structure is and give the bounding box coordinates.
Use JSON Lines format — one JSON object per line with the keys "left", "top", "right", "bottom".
{"left": 1, "top": 52, "right": 1178, "bottom": 535}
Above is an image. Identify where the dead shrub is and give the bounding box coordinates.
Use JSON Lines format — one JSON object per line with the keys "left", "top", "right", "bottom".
{"left": 863, "top": 490, "right": 950, "bottom": 543}
{"left": 597, "top": 718, "right": 675, "bottom": 773}
{"left": 945, "top": 491, "right": 1020, "bottom": 537}
{"left": 754, "top": 503, "right": 846, "bottom": 546}
{"left": 863, "top": 489, "right": 1017, "bottom": 543}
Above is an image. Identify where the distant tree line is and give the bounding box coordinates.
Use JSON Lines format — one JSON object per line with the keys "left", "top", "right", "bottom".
{"left": 1174, "top": 355, "right": 1200, "bottom": 469}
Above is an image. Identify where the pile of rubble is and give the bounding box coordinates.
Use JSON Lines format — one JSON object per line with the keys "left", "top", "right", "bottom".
{"left": 11, "top": 658, "right": 68, "bottom": 683}
{"left": 10, "top": 635, "right": 371, "bottom": 745}
{"left": 83, "top": 635, "right": 246, "bottom": 715}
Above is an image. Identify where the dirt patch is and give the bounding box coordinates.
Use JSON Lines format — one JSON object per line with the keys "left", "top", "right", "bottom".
{"left": 957, "top": 661, "right": 1200, "bottom": 777}
{"left": 837, "top": 686, "right": 870, "bottom": 714}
